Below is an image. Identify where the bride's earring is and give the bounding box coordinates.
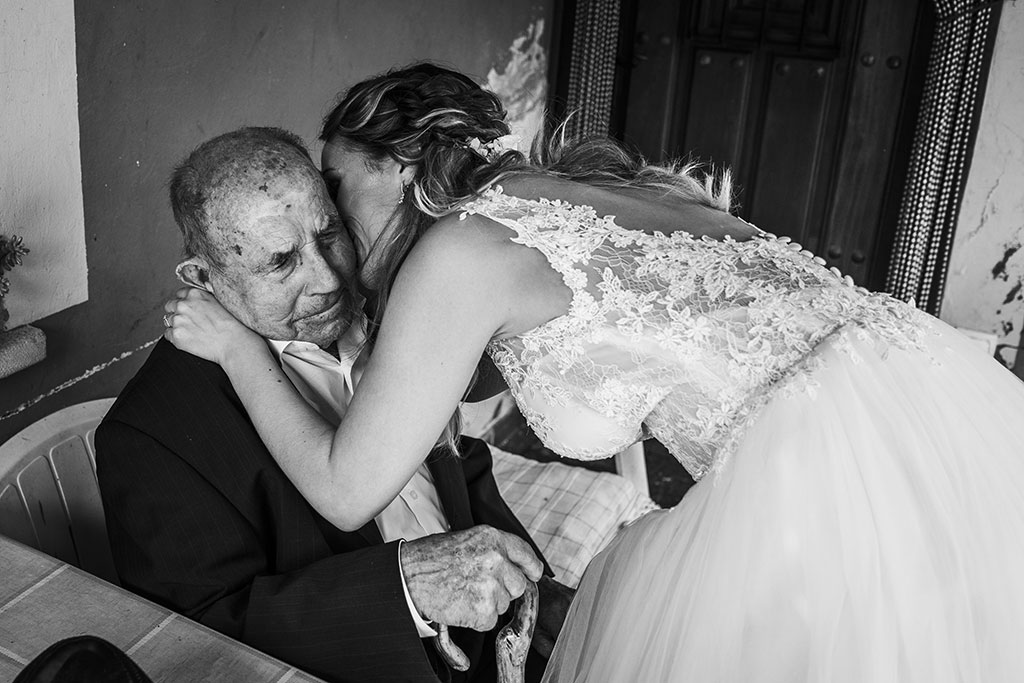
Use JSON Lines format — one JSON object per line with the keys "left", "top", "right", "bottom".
{"left": 397, "top": 182, "right": 409, "bottom": 207}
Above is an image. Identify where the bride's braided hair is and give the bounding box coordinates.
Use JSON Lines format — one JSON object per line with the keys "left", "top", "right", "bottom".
{"left": 321, "top": 62, "right": 731, "bottom": 455}
{"left": 321, "top": 62, "right": 523, "bottom": 213}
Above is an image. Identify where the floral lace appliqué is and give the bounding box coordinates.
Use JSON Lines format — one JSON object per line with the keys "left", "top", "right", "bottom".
{"left": 462, "top": 187, "right": 933, "bottom": 480}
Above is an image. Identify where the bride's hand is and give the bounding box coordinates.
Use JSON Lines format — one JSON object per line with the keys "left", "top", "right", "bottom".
{"left": 162, "top": 287, "right": 262, "bottom": 366}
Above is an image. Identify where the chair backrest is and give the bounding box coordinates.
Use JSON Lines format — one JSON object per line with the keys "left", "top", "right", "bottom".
{"left": 0, "top": 398, "right": 119, "bottom": 584}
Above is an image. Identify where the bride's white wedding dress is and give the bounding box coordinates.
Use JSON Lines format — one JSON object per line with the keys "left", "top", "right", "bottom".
{"left": 463, "top": 187, "right": 1024, "bottom": 682}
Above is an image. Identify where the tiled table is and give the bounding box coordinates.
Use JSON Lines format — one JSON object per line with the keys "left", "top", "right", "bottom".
{"left": 0, "top": 535, "right": 325, "bottom": 682}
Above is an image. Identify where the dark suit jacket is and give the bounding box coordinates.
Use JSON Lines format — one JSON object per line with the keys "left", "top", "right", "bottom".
{"left": 96, "top": 339, "right": 547, "bottom": 683}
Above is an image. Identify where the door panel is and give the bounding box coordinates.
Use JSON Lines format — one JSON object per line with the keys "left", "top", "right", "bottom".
{"left": 823, "top": 0, "right": 920, "bottom": 283}
{"left": 624, "top": 0, "right": 922, "bottom": 285}
{"left": 625, "top": 0, "right": 686, "bottom": 159}
{"left": 750, "top": 56, "right": 832, "bottom": 242}
{"left": 693, "top": 0, "right": 845, "bottom": 47}
{"left": 684, "top": 49, "right": 752, "bottom": 169}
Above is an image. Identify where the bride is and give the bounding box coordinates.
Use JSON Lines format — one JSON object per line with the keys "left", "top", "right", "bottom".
{"left": 165, "top": 62, "right": 1024, "bottom": 681}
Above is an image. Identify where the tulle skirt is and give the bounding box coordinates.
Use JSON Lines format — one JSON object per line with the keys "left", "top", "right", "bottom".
{"left": 543, "top": 319, "right": 1024, "bottom": 682}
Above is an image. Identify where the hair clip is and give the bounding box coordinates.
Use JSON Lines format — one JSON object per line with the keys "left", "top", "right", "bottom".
{"left": 465, "top": 134, "right": 521, "bottom": 162}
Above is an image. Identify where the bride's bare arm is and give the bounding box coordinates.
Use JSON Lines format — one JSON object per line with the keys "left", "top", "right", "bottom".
{"left": 168, "top": 213, "right": 562, "bottom": 532}
{"left": 307, "top": 230, "right": 509, "bottom": 529}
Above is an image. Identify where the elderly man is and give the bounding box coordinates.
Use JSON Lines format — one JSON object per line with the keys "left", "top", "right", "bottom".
{"left": 96, "top": 127, "right": 565, "bottom": 683}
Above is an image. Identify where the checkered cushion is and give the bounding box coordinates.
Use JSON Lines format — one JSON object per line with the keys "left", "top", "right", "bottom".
{"left": 489, "top": 446, "right": 658, "bottom": 588}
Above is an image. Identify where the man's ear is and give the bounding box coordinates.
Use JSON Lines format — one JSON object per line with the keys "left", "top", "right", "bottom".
{"left": 175, "top": 257, "right": 215, "bottom": 292}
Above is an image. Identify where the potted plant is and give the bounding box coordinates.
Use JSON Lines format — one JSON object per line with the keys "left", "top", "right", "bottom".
{"left": 0, "top": 233, "right": 30, "bottom": 332}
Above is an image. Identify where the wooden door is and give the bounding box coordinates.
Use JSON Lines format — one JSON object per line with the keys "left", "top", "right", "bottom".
{"left": 623, "top": 0, "right": 924, "bottom": 287}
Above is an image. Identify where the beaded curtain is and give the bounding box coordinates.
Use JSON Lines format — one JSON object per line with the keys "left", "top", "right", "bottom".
{"left": 885, "top": 0, "right": 1002, "bottom": 314}
{"left": 563, "top": 0, "right": 621, "bottom": 139}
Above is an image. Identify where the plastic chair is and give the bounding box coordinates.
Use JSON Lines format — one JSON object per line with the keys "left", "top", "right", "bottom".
{"left": 0, "top": 398, "right": 119, "bottom": 584}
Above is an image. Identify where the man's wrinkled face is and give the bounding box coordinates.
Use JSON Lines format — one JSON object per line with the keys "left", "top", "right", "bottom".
{"left": 205, "top": 171, "right": 358, "bottom": 348}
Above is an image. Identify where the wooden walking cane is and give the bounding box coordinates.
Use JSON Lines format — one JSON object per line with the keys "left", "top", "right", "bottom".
{"left": 433, "top": 581, "right": 539, "bottom": 683}
{"left": 495, "top": 581, "right": 539, "bottom": 683}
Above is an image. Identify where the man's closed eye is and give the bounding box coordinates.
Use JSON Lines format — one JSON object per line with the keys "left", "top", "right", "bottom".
{"left": 270, "top": 249, "right": 298, "bottom": 273}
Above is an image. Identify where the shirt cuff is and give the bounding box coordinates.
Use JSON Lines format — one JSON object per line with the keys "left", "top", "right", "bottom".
{"left": 398, "top": 539, "right": 438, "bottom": 638}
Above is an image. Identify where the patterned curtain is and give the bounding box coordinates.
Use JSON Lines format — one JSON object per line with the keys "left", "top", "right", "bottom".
{"left": 563, "top": 0, "right": 622, "bottom": 139}
{"left": 885, "top": 0, "right": 1002, "bottom": 314}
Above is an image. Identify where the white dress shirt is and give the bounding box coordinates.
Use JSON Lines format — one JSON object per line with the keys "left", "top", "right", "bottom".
{"left": 267, "top": 316, "right": 445, "bottom": 636}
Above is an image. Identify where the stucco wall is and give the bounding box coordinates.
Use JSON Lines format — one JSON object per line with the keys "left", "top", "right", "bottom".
{"left": 941, "top": 0, "right": 1024, "bottom": 367}
{"left": 0, "top": 0, "right": 88, "bottom": 327}
{"left": 0, "top": 0, "right": 553, "bottom": 441}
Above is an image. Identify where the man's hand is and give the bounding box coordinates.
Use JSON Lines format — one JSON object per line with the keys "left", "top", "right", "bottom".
{"left": 402, "top": 525, "right": 544, "bottom": 632}
{"left": 532, "top": 576, "right": 575, "bottom": 659}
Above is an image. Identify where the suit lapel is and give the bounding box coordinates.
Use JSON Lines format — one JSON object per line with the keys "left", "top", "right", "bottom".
{"left": 429, "top": 452, "right": 474, "bottom": 532}
{"left": 356, "top": 520, "right": 384, "bottom": 546}
{"left": 141, "top": 342, "right": 386, "bottom": 560}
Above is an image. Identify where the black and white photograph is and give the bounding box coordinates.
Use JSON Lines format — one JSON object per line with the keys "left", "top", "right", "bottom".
{"left": 1, "top": 1, "right": 1023, "bottom": 681}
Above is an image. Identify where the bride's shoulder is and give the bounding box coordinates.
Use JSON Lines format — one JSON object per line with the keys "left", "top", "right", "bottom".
{"left": 427, "top": 176, "right": 551, "bottom": 242}
{"left": 413, "top": 198, "right": 523, "bottom": 267}
{"left": 409, "top": 180, "right": 565, "bottom": 284}
{"left": 400, "top": 204, "right": 559, "bottom": 313}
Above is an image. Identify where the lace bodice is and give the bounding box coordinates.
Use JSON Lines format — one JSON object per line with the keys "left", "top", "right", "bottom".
{"left": 463, "top": 187, "right": 930, "bottom": 480}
